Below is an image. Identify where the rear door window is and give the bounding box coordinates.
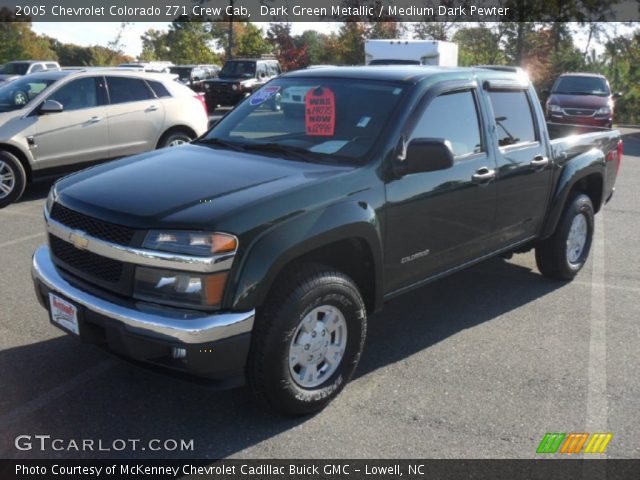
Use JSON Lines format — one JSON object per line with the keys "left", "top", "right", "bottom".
{"left": 146, "top": 80, "right": 171, "bottom": 98}
{"left": 106, "top": 76, "right": 153, "bottom": 104}
{"left": 486, "top": 90, "right": 537, "bottom": 147}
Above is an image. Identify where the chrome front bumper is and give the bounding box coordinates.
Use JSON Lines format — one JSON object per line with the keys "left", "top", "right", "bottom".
{"left": 31, "top": 245, "right": 254, "bottom": 345}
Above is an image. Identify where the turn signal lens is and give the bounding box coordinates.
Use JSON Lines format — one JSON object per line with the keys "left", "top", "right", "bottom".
{"left": 204, "top": 272, "right": 228, "bottom": 305}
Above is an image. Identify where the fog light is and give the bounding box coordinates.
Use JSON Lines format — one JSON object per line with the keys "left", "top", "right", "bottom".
{"left": 172, "top": 347, "right": 187, "bottom": 359}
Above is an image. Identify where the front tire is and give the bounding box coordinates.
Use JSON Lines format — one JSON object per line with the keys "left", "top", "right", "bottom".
{"left": 247, "top": 264, "right": 367, "bottom": 416}
{"left": 0, "top": 151, "right": 27, "bottom": 208}
{"left": 536, "top": 193, "right": 594, "bottom": 280}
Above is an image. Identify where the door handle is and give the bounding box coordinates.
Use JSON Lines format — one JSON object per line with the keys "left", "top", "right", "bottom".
{"left": 472, "top": 167, "right": 496, "bottom": 185}
{"left": 89, "top": 116, "right": 102, "bottom": 123}
{"left": 530, "top": 155, "right": 550, "bottom": 170}
{"left": 146, "top": 105, "right": 159, "bottom": 112}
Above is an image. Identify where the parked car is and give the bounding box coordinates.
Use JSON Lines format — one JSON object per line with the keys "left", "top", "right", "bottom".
{"left": 202, "top": 57, "right": 281, "bottom": 110}
{"left": 31, "top": 66, "right": 621, "bottom": 415}
{"left": 546, "top": 73, "right": 620, "bottom": 128}
{"left": 0, "top": 60, "right": 60, "bottom": 84}
{"left": 169, "top": 64, "right": 217, "bottom": 92}
{"left": 0, "top": 69, "right": 208, "bottom": 207}
{"left": 118, "top": 62, "right": 173, "bottom": 73}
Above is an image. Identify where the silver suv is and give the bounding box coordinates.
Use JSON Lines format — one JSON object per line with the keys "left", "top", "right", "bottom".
{"left": 0, "top": 69, "right": 209, "bottom": 207}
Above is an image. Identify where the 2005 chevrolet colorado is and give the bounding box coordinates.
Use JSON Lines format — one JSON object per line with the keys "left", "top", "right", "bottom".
{"left": 31, "top": 66, "right": 622, "bottom": 415}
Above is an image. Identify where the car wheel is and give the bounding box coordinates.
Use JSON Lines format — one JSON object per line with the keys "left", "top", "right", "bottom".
{"left": 535, "top": 193, "right": 594, "bottom": 280}
{"left": 270, "top": 93, "right": 282, "bottom": 112}
{"left": 13, "top": 90, "right": 28, "bottom": 106}
{"left": 0, "top": 151, "right": 27, "bottom": 208}
{"left": 158, "top": 131, "right": 193, "bottom": 148}
{"left": 247, "top": 264, "right": 367, "bottom": 416}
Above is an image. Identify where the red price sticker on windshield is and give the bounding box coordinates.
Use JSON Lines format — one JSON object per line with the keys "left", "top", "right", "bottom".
{"left": 305, "top": 87, "right": 335, "bottom": 136}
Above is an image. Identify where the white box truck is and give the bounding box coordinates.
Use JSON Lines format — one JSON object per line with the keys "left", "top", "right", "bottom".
{"left": 365, "top": 40, "right": 458, "bottom": 67}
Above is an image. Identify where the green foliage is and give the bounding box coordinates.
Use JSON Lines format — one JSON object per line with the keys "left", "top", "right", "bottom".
{"left": 0, "top": 11, "right": 57, "bottom": 63}
{"left": 454, "top": 26, "right": 505, "bottom": 66}
{"left": 234, "top": 23, "right": 272, "bottom": 58}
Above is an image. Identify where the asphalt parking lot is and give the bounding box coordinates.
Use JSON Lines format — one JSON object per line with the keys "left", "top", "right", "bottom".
{"left": 0, "top": 128, "right": 638, "bottom": 460}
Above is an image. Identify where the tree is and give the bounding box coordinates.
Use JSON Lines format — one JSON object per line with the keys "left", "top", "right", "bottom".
{"left": 453, "top": 26, "right": 505, "bottom": 66}
{"left": 267, "top": 23, "right": 308, "bottom": 71}
{"left": 234, "top": 22, "right": 272, "bottom": 57}
{"left": 165, "top": 20, "right": 219, "bottom": 64}
{"left": 0, "top": 9, "right": 57, "bottom": 63}
{"left": 140, "top": 29, "right": 169, "bottom": 61}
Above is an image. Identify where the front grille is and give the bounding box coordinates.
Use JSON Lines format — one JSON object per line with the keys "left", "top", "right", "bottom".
{"left": 564, "top": 108, "right": 595, "bottom": 117}
{"left": 50, "top": 235, "right": 123, "bottom": 283}
{"left": 50, "top": 203, "right": 135, "bottom": 246}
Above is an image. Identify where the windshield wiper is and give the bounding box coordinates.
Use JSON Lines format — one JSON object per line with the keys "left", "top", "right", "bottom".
{"left": 196, "top": 137, "right": 246, "bottom": 152}
{"left": 241, "top": 143, "right": 317, "bottom": 162}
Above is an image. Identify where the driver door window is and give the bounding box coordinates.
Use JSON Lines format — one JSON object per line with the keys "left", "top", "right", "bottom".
{"left": 48, "top": 77, "right": 98, "bottom": 111}
{"left": 411, "top": 90, "right": 483, "bottom": 157}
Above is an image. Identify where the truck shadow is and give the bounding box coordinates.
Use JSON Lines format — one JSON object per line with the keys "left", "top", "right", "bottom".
{"left": 356, "top": 257, "right": 562, "bottom": 379}
{"left": 0, "top": 256, "right": 564, "bottom": 459}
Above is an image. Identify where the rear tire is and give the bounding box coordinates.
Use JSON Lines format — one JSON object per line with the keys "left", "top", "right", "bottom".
{"left": 157, "top": 131, "right": 193, "bottom": 148}
{"left": 535, "top": 193, "right": 594, "bottom": 280}
{"left": 0, "top": 150, "right": 27, "bottom": 208}
{"left": 247, "top": 264, "right": 367, "bottom": 416}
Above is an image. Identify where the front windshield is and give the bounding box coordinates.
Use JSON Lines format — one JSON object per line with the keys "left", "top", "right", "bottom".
{"left": 553, "top": 76, "right": 610, "bottom": 96}
{"left": 1, "top": 63, "right": 30, "bottom": 75}
{"left": 201, "top": 77, "right": 406, "bottom": 164}
{"left": 0, "top": 75, "right": 57, "bottom": 112}
{"left": 219, "top": 61, "right": 256, "bottom": 79}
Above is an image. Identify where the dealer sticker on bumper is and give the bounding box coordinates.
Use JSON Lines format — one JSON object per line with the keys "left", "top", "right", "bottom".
{"left": 49, "top": 293, "right": 79, "bottom": 335}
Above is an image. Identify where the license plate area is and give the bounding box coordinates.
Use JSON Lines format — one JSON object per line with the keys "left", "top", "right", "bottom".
{"left": 48, "top": 293, "right": 80, "bottom": 335}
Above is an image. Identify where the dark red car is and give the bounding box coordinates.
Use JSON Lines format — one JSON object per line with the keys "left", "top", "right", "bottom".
{"left": 546, "top": 73, "right": 621, "bottom": 128}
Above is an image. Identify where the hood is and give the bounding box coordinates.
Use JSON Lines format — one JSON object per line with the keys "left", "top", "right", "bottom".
{"left": 548, "top": 93, "right": 610, "bottom": 109}
{"left": 208, "top": 77, "right": 255, "bottom": 84}
{"left": 55, "top": 144, "right": 353, "bottom": 230}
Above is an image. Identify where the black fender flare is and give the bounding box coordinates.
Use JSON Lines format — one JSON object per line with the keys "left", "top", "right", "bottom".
{"left": 540, "top": 149, "right": 605, "bottom": 239}
{"left": 228, "top": 201, "right": 384, "bottom": 312}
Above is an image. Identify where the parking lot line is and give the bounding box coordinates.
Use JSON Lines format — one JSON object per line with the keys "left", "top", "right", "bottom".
{"left": 0, "top": 358, "right": 116, "bottom": 430}
{"left": 0, "top": 233, "right": 45, "bottom": 249}
{"left": 584, "top": 213, "right": 608, "bottom": 458}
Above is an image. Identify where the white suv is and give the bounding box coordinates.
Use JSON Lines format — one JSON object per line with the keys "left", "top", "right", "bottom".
{"left": 0, "top": 69, "right": 209, "bottom": 207}
{"left": 0, "top": 61, "right": 61, "bottom": 84}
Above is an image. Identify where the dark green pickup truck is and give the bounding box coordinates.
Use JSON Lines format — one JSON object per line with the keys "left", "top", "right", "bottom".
{"left": 32, "top": 66, "right": 622, "bottom": 415}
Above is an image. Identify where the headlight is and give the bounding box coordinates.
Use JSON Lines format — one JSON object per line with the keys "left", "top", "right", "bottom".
{"left": 143, "top": 230, "right": 237, "bottom": 256}
{"left": 231, "top": 84, "right": 238, "bottom": 91}
{"left": 548, "top": 104, "right": 563, "bottom": 113}
{"left": 45, "top": 186, "right": 58, "bottom": 214}
{"left": 134, "top": 267, "right": 228, "bottom": 308}
{"left": 596, "top": 107, "right": 611, "bottom": 115}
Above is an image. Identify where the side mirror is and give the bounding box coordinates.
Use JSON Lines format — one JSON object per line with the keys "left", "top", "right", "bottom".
{"left": 39, "top": 99, "right": 63, "bottom": 114}
{"left": 192, "top": 76, "right": 200, "bottom": 82}
{"left": 614, "top": 92, "right": 623, "bottom": 98}
{"left": 396, "top": 138, "right": 454, "bottom": 176}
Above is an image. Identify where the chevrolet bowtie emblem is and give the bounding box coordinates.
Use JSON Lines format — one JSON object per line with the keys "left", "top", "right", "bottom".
{"left": 69, "top": 230, "right": 89, "bottom": 250}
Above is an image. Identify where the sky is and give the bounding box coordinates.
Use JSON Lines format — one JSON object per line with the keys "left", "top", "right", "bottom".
{"left": 31, "top": 22, "right": 341, "bottom": 58}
